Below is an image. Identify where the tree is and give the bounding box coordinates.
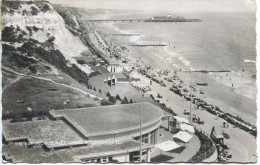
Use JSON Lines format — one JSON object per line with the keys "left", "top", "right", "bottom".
{"left": 121, "top": 97, "right": 129, "bottom": 104}
{"left": 98, "top": 89, "right": 102, "bottom": 93}
{"left": 123, "top": 96, "right": 128, "bottom": 103}
{"left": 129, "top": 99, "right": 133, "bottom": 104}
{"left": 116, "top": 94, "right": 121, "bottom": 101}
{"left": 93, "top": 87, "right": 96, "bottom": 91}
{"left": 106, "top": 92, "right": 111, "bottom": 97}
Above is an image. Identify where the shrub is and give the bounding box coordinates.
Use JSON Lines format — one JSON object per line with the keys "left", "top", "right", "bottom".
{"left": 47, "top": 36, "right": 55, "bottom": 42}
{"left": 41, "top": 4, "right": 51, "bottom": 13}
{"left": 31, "top": 6, "right": 39, "bottom": 15}
{"left": 10, "top": 9, "right": 14, "bottom": 15}
{"left": 101, "top": 99, "right": 114, "bottom": 106}
{"left": 121, "top": 100, "right": 128, "bottom": 104}
{"left": 108, "top": 96, "right": 116, "bottom": 104}
{"left": 93, "top": 97, "right": 100, "bottom": 101}
{"left": 22, "top": 9, "right": 28, "bottom": 16}
{"left": 129, "top": 99, "right": 133, "bottom": 103}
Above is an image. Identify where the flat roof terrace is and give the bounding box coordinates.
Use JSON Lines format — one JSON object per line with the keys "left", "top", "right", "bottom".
{"left": 50, "top": 102, "right": 163, "bottom": 137}
{"left": 2, "top": 140, "right": 152, "bottom": 163}
{"left": 3, "top": 120, "right": 84, "bottom": 148}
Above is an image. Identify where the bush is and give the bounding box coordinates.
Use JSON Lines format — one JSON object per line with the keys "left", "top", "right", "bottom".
{"left": 93, "top": 97, "right": 100, "bottom": 101}
{"left": 2, "top": 26, "right": 17, "bottom": 42}
{"left": 48, "top": 36, "right": 55, "bottom": 42}
{"left": 108, "top": 96, "right": 116, "bottom": 104}
{"left": 41, "top": 4, "right": 51, "bottom": 13}
{"left": 121, "top": 100, "right": 128, "bottom": 104}
{"left": 101, "top": 99, "right": 114, "bottom": 106}
{"left": 10, "top": 9, "right": 14, "bottom": 15}
{"left": 31, "top": 6, "right": 39, "bottom": 15}
{"left": 22, "top": 9, "right": 28, "bottom": 16}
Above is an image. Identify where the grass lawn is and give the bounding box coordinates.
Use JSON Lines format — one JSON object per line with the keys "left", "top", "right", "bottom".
{"left": 2, "top": 76, "right": 100, "bottom": 114}
{"left": 88, "top": 73, "right": 149, "bottom": 103}
{"left": 2, "top": 71, "right": 19, "bottom": 89}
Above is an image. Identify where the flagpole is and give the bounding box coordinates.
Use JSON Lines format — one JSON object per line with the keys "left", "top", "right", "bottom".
{"left": 140, "top": 107, "right": 142, "bottom": 162}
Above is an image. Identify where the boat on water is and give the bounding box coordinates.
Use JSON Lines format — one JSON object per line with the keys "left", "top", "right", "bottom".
{"left": 144, "top": 14, "right": 201, "bottom": 22}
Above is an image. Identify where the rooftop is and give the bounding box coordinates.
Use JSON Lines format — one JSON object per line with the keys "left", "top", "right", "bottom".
{"left": 3, "top": 120, "right": 84, "bottom": 148}
{"left": 50, "top": 102, "right": 163, "bottom": 137}
{"left": 2, "top": 140, "right": 152, "bottom": 163}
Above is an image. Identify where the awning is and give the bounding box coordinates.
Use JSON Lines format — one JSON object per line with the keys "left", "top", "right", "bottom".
{"left": 172, "top": 131, "right": 193, "bottom": 143}
{"left": 172, "top": 116, "right": 190, "bottom": 124}
{"left": 155, "top": 140, "right": 182, "bottom": 152}
{"left": 179, "top": 123, "right": 195, "bottom": 133}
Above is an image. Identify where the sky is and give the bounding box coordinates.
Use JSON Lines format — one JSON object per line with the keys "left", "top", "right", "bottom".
{"left": 49, "top": 0, "right": 256, "bottom": 13}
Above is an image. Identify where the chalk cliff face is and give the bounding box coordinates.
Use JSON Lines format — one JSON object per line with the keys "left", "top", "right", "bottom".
{"left": 1, "top": 0, "right": 93, "bottom": 85}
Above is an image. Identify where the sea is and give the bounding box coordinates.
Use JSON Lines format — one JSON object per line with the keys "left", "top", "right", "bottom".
{"left": 92, "top": 10, "right": 257, "bottom": 122}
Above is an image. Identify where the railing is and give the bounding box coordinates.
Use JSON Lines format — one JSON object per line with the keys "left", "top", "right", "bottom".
{"left": 189, "top": 129, "right": 216, "bottom": 162}
{"left": 189, "top": 144, "right": 215, "bottom": 162}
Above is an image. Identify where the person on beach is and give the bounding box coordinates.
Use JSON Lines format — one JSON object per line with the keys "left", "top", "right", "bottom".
{"left": 223, "top": 121, "right": 226, "bottom": 128}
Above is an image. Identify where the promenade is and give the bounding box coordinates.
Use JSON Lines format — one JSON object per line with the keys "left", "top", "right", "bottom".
{"left": 134, "top": 71, "right": 257, "bottom": 163}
